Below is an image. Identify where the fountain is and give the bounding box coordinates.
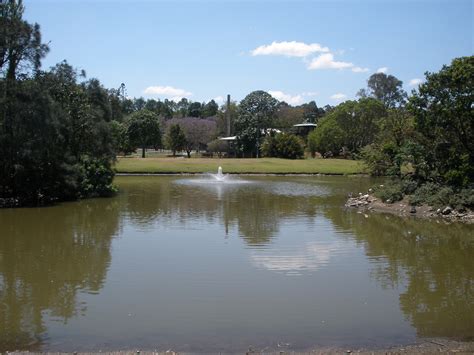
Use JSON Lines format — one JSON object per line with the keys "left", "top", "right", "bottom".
{"left": 175, "top": 166, "right": 250, "bottom": 187}
{"left": 211, "top": 166, "right": 228, "bottom": 181}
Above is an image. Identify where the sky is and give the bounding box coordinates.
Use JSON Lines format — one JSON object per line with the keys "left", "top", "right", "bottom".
{"left": 24, "top": 0, "right": 473, "bottom": 107}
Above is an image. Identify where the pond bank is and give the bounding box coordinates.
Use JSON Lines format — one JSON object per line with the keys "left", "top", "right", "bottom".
{"left": 345, "top": 193, "right": 474, "bottom": 224}
{"left": 6, "top": 339, "right": 474, "bottom": 354}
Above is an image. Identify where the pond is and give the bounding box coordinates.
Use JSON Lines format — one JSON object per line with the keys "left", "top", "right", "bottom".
{"left": 0, "top": 175, "right": 473, "bottom": 352}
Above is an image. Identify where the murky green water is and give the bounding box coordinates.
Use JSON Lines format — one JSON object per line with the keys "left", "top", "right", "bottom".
{"left": 0, "top": 175, "right": 473, "bottom": 352}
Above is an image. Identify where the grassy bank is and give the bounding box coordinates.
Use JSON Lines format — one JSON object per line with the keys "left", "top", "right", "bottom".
{"left": 115, "top": 157, "right": 366, "bottom": 175}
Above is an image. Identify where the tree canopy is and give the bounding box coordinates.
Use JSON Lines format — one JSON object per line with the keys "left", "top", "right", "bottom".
{"left": 234, "top": 90, "right": 278, "bottom": 157}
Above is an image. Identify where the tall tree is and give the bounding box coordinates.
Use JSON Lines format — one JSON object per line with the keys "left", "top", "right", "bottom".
{"left": 358, "top": 72, "right": 407, "bottom": 108}
{"left": 408, "top": 56, "right": 474, "bottom": 186}
{"left": 202, "top": 99, "right": 218, "bottom": 117}
{"left": 187, "top": 101, "right": 202, "bottom": 117}
{"left": 235, "top": 90, "right": 278, "bottom": 157}
{"left": 166, "top": 123, "right": 186, "bottom": 156}
{"left": 126, "top": 110, "right": 161, "bottom": 158}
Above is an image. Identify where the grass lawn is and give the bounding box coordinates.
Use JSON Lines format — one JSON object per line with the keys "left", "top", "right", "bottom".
{"left": 115, "top": 157, "right": 367, "bottom": 175}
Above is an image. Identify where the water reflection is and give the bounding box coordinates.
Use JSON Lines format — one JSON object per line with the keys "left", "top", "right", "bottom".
{"left": 0, "top": 198, "right": 121, "bottom": 350}
{"left": 0, "top": 176, "right": 473, "bottom": 351}
{"left": 323, "top": 206, "right": 474, "bottom": 340}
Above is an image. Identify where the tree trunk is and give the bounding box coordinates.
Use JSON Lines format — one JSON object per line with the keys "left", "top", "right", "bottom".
{"left": 142, "top": 146, "right": 145, "bottom": 158}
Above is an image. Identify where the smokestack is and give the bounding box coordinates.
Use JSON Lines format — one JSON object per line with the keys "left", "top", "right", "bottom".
{"left": 226, "top": 94, "right": 231, "bottom": 136}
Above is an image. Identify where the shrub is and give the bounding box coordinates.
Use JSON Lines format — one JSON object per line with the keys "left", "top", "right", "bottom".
{"left": 410, "top": 183, "right": 474, "bottom": 209}
{"left": 262, "top": 133, "right": 304, "bottom": 159}
{"left": 79, "top": 156, "right": 117, "bottom": 197}
{"left": 374, "top": 182, "right": 404, "bottom": 203}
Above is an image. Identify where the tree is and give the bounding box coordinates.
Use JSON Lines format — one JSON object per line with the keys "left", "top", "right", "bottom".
{"left": 274, "top": 102, "right": 305, "bottom": 129}
{"left": 358, "top": 72, "right": 407, "bottom": 108}
{"left": 307, "top": 118, "right": 344, "bottom": 157}
{"left": 187, "top": 101, "right": 202, "bottom": 117}
{"left": 360, "top": 109, "right": 415, "bottom": 176}
{"left": 307, "top": 98, "right": 386, "bottom": 157}
{"left": 302, "top": 101, "right": 325, "bottom": 123}
{"left": 408, "top": 56, "right": 474, "bottom": 186}
{"left": 0, "top": 0, "right": 49, "bottom": 80}
{"left": 176, "top": 98, "right": 189, "bottom": 117}
{"left": 167, "top": 117, "right": 217, "bottom": 158}
{"left": 166, "top": 123, "right": 186, "bottom": 156}
{"left": 126, "top": 110, "right": 161, "bottom": 158}
{"left": 202, "top": 99, "right": 218, "bottom": 117}
{"left": 235, "top": 90, "right": 278, "bottom": 157}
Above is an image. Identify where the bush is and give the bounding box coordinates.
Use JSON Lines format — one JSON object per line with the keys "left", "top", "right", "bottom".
{"left": 409, "top": 183, "right": 474, "bottom": 209}
{"left": 262, "top": 133, "right": 304, "bottom": 159}
{"left": 374, "top": 182, "right": 404, "bottom": 203}
{"left": 79, "top": 156, "right": 117, "bottom": 197}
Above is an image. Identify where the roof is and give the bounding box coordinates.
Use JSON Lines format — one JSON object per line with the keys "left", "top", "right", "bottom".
{"left": 293, "top": 123, "right": 317, "bottom": 127}
{"left": 219, "top": 136, "right": 237, "bottom": 141}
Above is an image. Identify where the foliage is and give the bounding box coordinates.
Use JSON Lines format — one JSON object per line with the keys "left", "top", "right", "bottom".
{"left": 408, "top": 56, "right": 474, "bottom": 187}
{"left": 262, "top": 133, "right": 304, "bottom": 159}
{"left": 357, "top": 72, "right": 407, "bottom": 108}
{"left": 166, "top": 117, "right": 217, "bottom": 157}
{"left": 409, "top": 183, "right": 474, "bottom": 209}
{"left": 0, "top": 62, "right": 117, "bottom": 205}
{"left": 207, "top": 139, "right": 229, "bottom": 157}
{"left": 166, "top": 123, "right": 186, "bottom": 156}
{"left": 79, "top": 155, "right": 117, "bottom": 197}
{"left": 0, "top": 0, "right": 49, "bottom": 80}
{"left": 110, "top": 120, "right": 134, "bottom": 155}
{"left": 308, "top": 98, "right": 386, "bottom": 157}
{"left": 0, "top": 3, "right": 118, "bottom": 206}
{"left": 234, "top": 90, "right": 278, "bottom": 157}
{"left": 202, "top": 99, "right": 219, "bottom": 117}
{"left": 374, "top": 183, "right": 404, "bottom": 204}
{"left": 307, "top": 116, "right": 344, "bottom": 157}
{"left": 126, "top": 110, "right": 161, "bottom": 158}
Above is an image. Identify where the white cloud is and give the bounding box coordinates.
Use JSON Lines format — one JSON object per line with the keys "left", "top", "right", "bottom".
{"left": 330, "top": 93, "right": 347, "bottom": 101}
{"left": 251, "top": 41, "right": 329, "bottom": 57}
{"left": 269, "top": 90, "right": 304, "bottom": 105}
{"left": 302, "top": 91, "right": 319, "bottom": 97}
{"left": 409, "top": 78, "right": 424, "bottom": 86}
{"left": 352, "top": 66, "right": 369, "bottom": 73}
{"left": 213, "top": 96, "right": 225, "bottom": 104}
{"left": 376, "top": 67, "right": 388, "bottom": 73}
{"left": 268, "top": 91, "right": 320, "bottom": 105}
{"left": 143, "top": 85, "right": 192, "bottom": 100}
{"left": 308, "top": 53, "right": 354, "bottom": 70}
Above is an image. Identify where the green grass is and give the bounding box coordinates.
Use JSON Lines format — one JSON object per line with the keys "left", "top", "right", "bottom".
{"left": 115, "top": 157, "right": 366, "bottom": 175}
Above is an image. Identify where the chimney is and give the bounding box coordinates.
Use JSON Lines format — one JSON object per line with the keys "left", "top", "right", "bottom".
{"left": 226, "top": 94, "right": 231, "bottom": 136}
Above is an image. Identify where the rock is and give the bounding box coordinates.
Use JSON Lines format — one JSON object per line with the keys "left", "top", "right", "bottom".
{"left": 410, "top": 206, "right": 417, "bottom": 214}
{"left": 436, "top": 208, "right": 441, "bottom": 214}
{"left": 368, "top": 188, "right": 373, "bottom": 193}
{"left": 442, "top": 206, "right": 453, "bottom": 215}
{"left": 386, "top": 199, "right": 392, "bottom": 204}
{"left": 361, "top": 194, "right": 369, "bottom": 200}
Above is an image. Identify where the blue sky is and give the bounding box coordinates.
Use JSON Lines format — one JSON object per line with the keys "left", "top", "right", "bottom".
{"left": 24, "top": 0, "right": 473, "bottom": 106}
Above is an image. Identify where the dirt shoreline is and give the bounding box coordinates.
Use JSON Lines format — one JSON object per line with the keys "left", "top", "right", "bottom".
{"left": 6, "top": 339, "right": 474, "bottom": 354}
{"left": 345, "top": 192, "right": 474, "bottom": 224}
